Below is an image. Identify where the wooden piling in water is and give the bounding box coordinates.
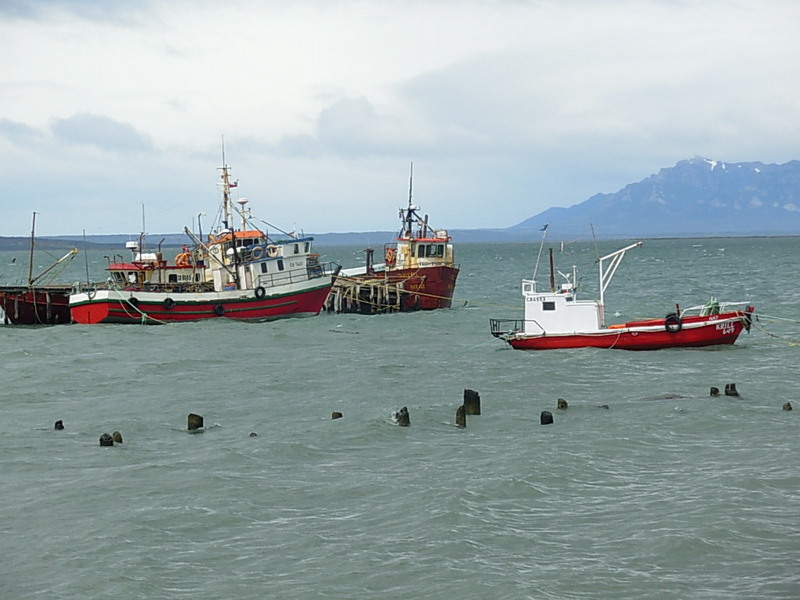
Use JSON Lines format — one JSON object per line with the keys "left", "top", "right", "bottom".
{"left": 455, "top": 405, "right": 466, "bottom": 428}
{"left": 540, "top": 411, "right": 554, "bottom": 425}
{"left": 724, "top": 383, "right": 739, "bottom": 396}
{"left": 463, "top": 389, "right": 481, "bottom": 415}
{"left": 188, "top": 413, "right": 204, "bottom": 431}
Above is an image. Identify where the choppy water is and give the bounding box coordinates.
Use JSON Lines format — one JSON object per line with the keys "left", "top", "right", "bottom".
{"left": 1, "top": 237, "right": 799, "bottom": 599}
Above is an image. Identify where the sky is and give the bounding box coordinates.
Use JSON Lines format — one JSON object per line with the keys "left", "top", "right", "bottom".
{"left": 1, "top": 0, "right": 799, "bottom": 237}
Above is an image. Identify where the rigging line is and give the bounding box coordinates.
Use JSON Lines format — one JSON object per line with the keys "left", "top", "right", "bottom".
{"left": 754, "top": 313, "right": 800, "bottom": 325}
{"left": 750, "top": 320, "right": 799, "bottom": 346}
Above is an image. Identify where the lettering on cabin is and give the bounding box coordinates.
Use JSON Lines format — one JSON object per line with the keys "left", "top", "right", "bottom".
{"left": 526, "top": 296, "right": 547, "bottom": 302}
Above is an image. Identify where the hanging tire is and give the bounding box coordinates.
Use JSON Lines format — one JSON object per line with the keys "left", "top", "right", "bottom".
{"left": 665, "top": 312, "right": 682, "bottom": 333}
{"left": 255, "top": 286, "right": 266, "bottom": 299}
{"left": 214, "top": 303, "right": 225, "bottom": 316}
{"left": 129, "top": 297, "right": 140, "bottom": 307}
{"left": 163, "top": 297, "right": 175, "bottom": 310}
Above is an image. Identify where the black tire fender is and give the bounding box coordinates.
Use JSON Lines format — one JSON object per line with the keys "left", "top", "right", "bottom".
{"left": 665, "top": 312, "right": 682, "bottom": 333}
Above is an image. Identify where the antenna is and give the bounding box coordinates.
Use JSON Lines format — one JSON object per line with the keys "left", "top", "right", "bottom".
{"left": 531, "top": 222, "right": 550, "bottom": 283}
{"left": 408, "top": 162, "right": 413, "bottom": 207}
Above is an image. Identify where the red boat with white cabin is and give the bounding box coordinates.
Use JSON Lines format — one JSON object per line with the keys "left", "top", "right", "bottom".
{"left": 490, "top": 239, "right": 754, "bottom": 350}
{"left": 325, "top": 166, "right": 459, "bottom": 314}
{"left": 69, "top": 162, "right": 339, "bottom": 324}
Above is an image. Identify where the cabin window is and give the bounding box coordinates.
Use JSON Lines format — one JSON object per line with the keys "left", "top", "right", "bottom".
{"left": 261, "top": 262, "right": 268, "bottom": 274}
{"left": 417, "top": 245, "right": 424, "bottom": 258}
{"left": 543, "top": 301, "right": 556, "bottom": 311}
{"left": 277, "top": 259, "right": 284, "bottom": 271}
{"left": 294, "top": 244, "right": 300, "bottom": 254}
{"left": 168, "top": 274, "right": 178, "bottom": 283}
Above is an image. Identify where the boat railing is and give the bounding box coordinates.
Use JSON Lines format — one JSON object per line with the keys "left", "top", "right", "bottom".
{"left": 680, "top": 300, "right": 752, "bottom": 318}
{"left": 490, "top": 318, "right": 548, "bottom": 338}
{"left": 257, "top": 260, "right": 339, "bottom": 289}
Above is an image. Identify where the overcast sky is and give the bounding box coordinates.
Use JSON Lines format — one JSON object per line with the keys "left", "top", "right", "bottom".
{"left": 2, "top": 0, "right": 799, "bottom": 237}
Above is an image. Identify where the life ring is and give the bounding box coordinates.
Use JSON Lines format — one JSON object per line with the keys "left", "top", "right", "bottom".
{"left": 267, "top": 245, "right": 279, "bottom": 258}
{"left": 214, "top": 303, "right": 225, "bottom": 316}
{"left": 385, "top": 248, "right": 396, "bottom": 265}
{"left": 175, "top": 252, "right": 191, "bottom": 267}
{"left": 255, "top": 286, "right": 266, "bottom": 299}
{"left": 163, "top": 297, "right": 175, "bottom": 310}
{"left": 252, "top": 246, "right": 264, "bottom": 260}
{"left": 664, "top": 312, "right": 682, "bottom": 333}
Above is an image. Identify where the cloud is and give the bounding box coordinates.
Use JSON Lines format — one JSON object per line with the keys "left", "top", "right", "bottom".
{"left": 50, "top": 113, "right": 154, "bottom": 153}
{"left": 0, "top": 119, "right": 45, "bottom": 145}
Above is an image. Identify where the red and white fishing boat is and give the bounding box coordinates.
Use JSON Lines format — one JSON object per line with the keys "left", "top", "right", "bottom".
{"left": 325, "top": 166, "right": 459, "bottom": 314}
{"left": 490, "top": 239, "right": 754, "bottom": 350}
{"left": 70, "top": 162, "right": 340, "bottom": 324}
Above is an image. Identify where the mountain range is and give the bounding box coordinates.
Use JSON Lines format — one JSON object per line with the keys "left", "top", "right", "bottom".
{"left": 510, "top": 157, "right": 800, "bottom": 239}
{"left": 3, "top": 157, "right": 799, "bottom": 250}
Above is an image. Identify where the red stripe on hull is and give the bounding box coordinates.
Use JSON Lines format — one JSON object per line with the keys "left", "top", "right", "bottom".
{"left": 71, "top": 285, "right": 332, "bottom": 325}
{"left": 508, "top": 316, "right": 747, "bottom": 351}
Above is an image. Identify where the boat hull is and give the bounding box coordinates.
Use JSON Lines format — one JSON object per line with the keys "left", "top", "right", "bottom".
{"left": 70, "top": 282, "right": 334, "bottom": 324}
{"left": 504, "top": 312, "right": 750, "bottom": 351}
{"left": 0, "top": 286, "right": 73, "bottom": 325}
{"left": 327, "top": 265, "right": 459, "bottom": 314}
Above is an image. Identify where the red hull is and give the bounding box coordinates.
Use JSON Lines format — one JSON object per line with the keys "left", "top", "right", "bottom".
{"left": 507, "top": 312, "right": 748, "bottom": 351}
{"left": 0, "top": 287, "right": 73, "bottom": 325}
{"left": 327, "top": 265, "right": 459, "bottom": 314}
{"left": 70, "top": 284, "right": 333, "bottom": 324}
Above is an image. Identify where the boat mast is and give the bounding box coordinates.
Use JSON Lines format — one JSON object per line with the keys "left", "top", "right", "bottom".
{"left": 27, "top": 211, "right": 37, "bottom": 286}
{"left": 219, "top": 141, "right": 240, "bottom": 289}
{"left": 531, "top": 223, "right": 549, "bottom": 286}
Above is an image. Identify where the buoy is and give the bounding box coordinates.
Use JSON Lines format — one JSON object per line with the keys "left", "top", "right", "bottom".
{"left": 112, "top": 431, "right": 123, "bottom": 444}
{"left": 783, "top": 402, "right": 793, "bottom": 411}
{"left": 540, "top": 411, "right": 554, "bottom": 425}
{"left": 724, "top": 383, "right": 739, "bottom": 397}
{"left": 54, "top": 420, "right": 64, "bottom": 430}
{"left": 394, "top": 406, "right": 410, "bottom": 427}
{"left": 188, "top": 413, "right": 204, "bottom": 431}
{"left": 455, "top": 405, "right": 466, "bottom": 428}
{"left": 99, "top": 433, "right": 114, "bottom": 446}
{"left": 710, "top": 387, "right": 720, "bottom": 397}
{"left": 331, "top": 412, "right": 343, "bottom": 420}
{"left": 249, "top": 432, "right": 258, "bottom": 437}
{"left": 464, "top": 389, "right": 481, "bottom": 415}
{"left": 557, "top": 398, "right": 568, "bottom": 410}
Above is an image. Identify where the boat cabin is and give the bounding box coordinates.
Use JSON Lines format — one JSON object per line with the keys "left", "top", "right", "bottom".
{"left": 520, "top": 279, "right": 603, "bottom": 335}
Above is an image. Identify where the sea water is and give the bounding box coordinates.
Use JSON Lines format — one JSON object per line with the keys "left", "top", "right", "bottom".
{"left": 1, "top": 237, "right": 798, "bottom": 599}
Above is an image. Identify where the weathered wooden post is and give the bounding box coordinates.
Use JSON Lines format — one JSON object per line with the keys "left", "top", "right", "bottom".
{"left": 99, "top": 433, "right": 114, "bottom": 446}
{"left": 188, "top": 413, "right": 204, "bottom": 431}
{"left": 455, "top": 405, "right": 466, "bottom": 428}
{"left": 112, "top": 431, "right": 123, "bottom": 444}
{"left": 463, "top": 389, "right": 481, "bottom": 415}
{"left": 331, "top": 411, "right": 343, "bottom": 420}
{"left": 710, "top": 387, "right": 720, "bottom": 397}
{"left": 724, "top": 383, "right": 739, "bottom": 396}
{"left": 783, "top": 402, "right": 793, "bottom": 411}
{"left": 557, "top": 398, "right": 568, "bottom": 410}
{"left": 540, "top": 411, "right": 554, "bottom": 425}
{"left": 54, "top": 420, "right": 64, "bottom": 430}
{"left": 394, "top": 407, "right": 410, "bottom": 426}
